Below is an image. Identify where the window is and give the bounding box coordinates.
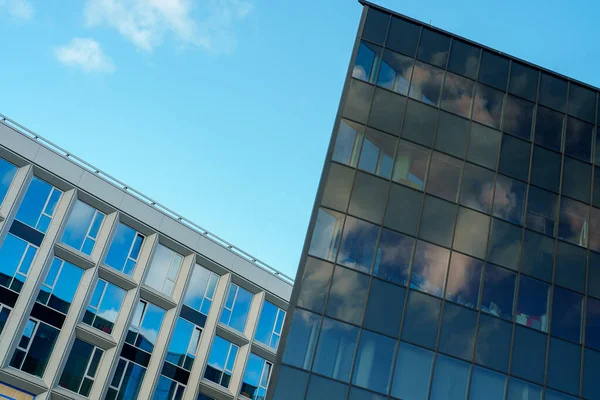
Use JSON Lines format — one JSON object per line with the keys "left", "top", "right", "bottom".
{"left": 337, "top": 216, "right": 379, "bottom": 273}
{"left": 0, "top": 158, "right": 17, "bottom": 205}
{"left": 352, "top": 330, "right": 396, "bottom": 394}
{"left": 555, "top": 241, "right": 586, "bottom": 293}
{"left": 384, "top": 183, "right": 422, "bottom": 235}
{"left": 447, "top": 39, "right": 479, "bottom": 80}
{"left": 507, "top": 378, "right": 542, "bottom": 400}
{"left": 438, "top": 302, "right": 477, "bottom": 361}
{"left": 312, "top": 318, "right": 359, "bottom": 382}
{"left": 434, "top": 111, "right": 470, "bottom": 158}
{"left": 538, "top": 72, "right": 567, "bottom": 112}
{"left": 357, "top": 128, "right": 396, "bottom": 179}
{"left": 526, "top": 186, "right": 558, "bottom": 236}
{"left": 165, "top": 317, "right": 201, "bottom": 370}
{"left": 15, "top": 177, "right": 62, "bottom": 234}
{"left": 470, "top": 366, "right": 506, "bottom": 400}
{"left": 515, "top": 275, "right": 549, "bottom": 332}
{"left": 584, "top": 348, "right": 600, "bottom": 400}
{"left": 562, "top": 156, "right": 592, "bottom": 203}
{"left": 308, "top": 208, "right": 344, "bottom": 261}
{"left": 479, "top": 51, "right": 509, "bottom": 90}
{"left": 348, "top": 172, "right": 388, "bottom": 223}
{"left": 418, "top": 196, "right": 456, "bottom": 247}
{"left": 83, "top": 279, "right": 126, "bottom": 334}
{"left": 368, "top": 88, "right": 406, "bottom": 135}
{"left": 352, "top": 41, "right": 381, "bottom": 83}
{"left": 61, "top": 200, "right": 105, "bottom": 255}
{"left": 473, "top": 83, "right": 504, "bottom": 130}
{"left": 59, "top": 339, "right": 103, "bottom": 396}
{"left": 481, "top": 264, "right": 516, "bottom": 321}
{"left": 521, "top": 229, "right": 554, "bottom": 282}
{"left": 493, "top": 175, "right": 526, "bottom": 225}
{"left": 240, "top": 354, "right": 271, "bottom": 400}
{"left": 183, "top": 264, "right": 218, "bottom": 315}
{"left": 332, "top": 119, "right": 363, "bottom": 167}
{"left": 297, "top": 257, "right": 333, "bottom": 314}
{"left": 475, "top": 314, "right": 512, "bottom": 372}
{"left": 361, "top": 8, "right": 388, "bottom": 44}
{"left": 410, "top": 241, "right": 450, "bottom": 297}
{"left": 322, "top": 163, "right": 355, "bottom": 212}
{"left": 558, "top": 197, "right": 589, "bottom": 247}
{"left": 586, "top": 297, "right": 600, "bottom": 351}
{"left": 487, "top": 218, "right": 522, "bottom": 271}
{"left": 272, "top": 366, "right": 309, "bottom": 400}
{"left": 498, "top": 134, "right": 530, "bottom": 182}
{"left": 466, "top": 122, "right": 501, "bottom": 170}
{"left": 534, "top": 106, "right": 563, "bottom": 152}
{"left": 144, "top": 244, "right": 184, "bottom": 297}
{"left": 204, "top": 336, "right": 238, "bottom": 388}
{"left": 219, "top": 283, "right": 253, "bottom": 332}
{"left": 403, "top": 99, "right": 438, "bottom": 147}
{"left": 445, "top": 252, "right": 482, "bottom": 309}
{"left": 416, "top": 28, "right": 450, "bottom": 68}
{"left": 363, "top": 278, "right": 405, "bottom": 337}
{"left": 10, "top": 318, "right": 59, "bottom": 377}
{"left": 391, "top": 342, "right": 433, "bottom": 400}
{"left": 326, "top": 266, "right": 369, "bottom": 325}
{"left": 409, "top": 61, "right": 444, "bottom": 106}
{"left": 503, "top": 95, "right": 534, "bottom": 140}
{"left": 425, "top": 152, "right": 463, "bottom": 202}
{"left": 105, "top": 223, "right": 144, "bottom": 275}
{"left": 401, "top": 290, "right": 441, "bottom": 349}
{"left": 255, "top": 301, "right": 285, "bottom": 350}
{"left": 373, "top": 228, "right": 414, "bottom": 285}
{"left": 37, "top": 257, "right": 83, "bottom": 314}
{"left": 565, "top": 117, "right": 593, "bottom": 162}
{"left": 511, "top": 325, "right": 547, "bottom": 384}
{"left": 377, "top": 49, "right": 413, "bottom": 96}
{"left": 459, "top": 162, "right": 494, "bottom": 213}
{"left": 153, "top": 376, "right": 185, "bottom": 400}
{"left": 508, "top": 62, "right": 538, "bottom": 102}
{"left": 281, "top": 309, "right": 320, "bottom": 370}
{"left": 0, "top": 234, "right": 37, "bottom": 292}
{"left": 392, "top": 140, "right": 430, "bottom": 190}
{"left": 453, "top": 207, "right": 490, "bottom": 259}
{"left": 306, "top": 376, "right": 348, "bottom": 400}
{"left": 126, "top": 300, "right": 165, "bottom": 353}
{"left": 530, "top": 146, "right": 561, "bottom": 192}
{"left": 386, "top": 16, "right": 420, "bottom": 56}
{"left": 546, "top": 337, "right": 581, "bottom": 395}
{"left": 106, "top": 358, "right": 146, "bottom": 400}
{"left": 0, "top": 304, "right": 10, "bottom": 335}
{"left": 430, "top": 354, "right": 470, "bottom": 400}
{"left": 551, "top": 287, "right": 583, "bottom": 343}
{"left": 568, "top": 83, "right": 596, "bottom": 123}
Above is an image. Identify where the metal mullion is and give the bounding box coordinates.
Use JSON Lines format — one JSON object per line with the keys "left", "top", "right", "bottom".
{"left": 123, "top": 233, "right": 139, "bottom": 271}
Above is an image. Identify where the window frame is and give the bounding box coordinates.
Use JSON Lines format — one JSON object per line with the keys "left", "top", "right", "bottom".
{"left": 83, "top": 278, "right": 126, "bottom": 334}
{"left": 36, "top": 256, "right": 83, "bottom": 314}
{"left": 255, "top": 301, "right": 286, "bottom": 350}
{"left": 105, "top": 222, "right": 145, "bottom": 275}
{"left": 11, "top": 317, "right": 59, "bottom": 376}
{"left": 126, "top": 299, "right": 165, "bottom": 354}
{"left": 204, "top": 336, "right": 239, "bottom": 388}
{"left": 60, "top": 339, "right": 104, "bottom": 396}
{"left": 240, "top": 354, "right": 273, "bottom": 400}
{"left": 164, "top": 317, "right": 203, "bottom": 371}
{"left": 0, "top": 234, "right": 38, "bottom": 292}
{"left": 219, "top": 282, "right": 253, "bottom": 332}
{"left": 61, "top": 200, "right": 105, "bottom": 255}
{"left": 107, "top": 357, "right": 147, "bottom": 399}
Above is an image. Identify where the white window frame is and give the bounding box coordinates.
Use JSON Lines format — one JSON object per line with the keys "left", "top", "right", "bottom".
{"left": 72, "top": 202, "right": 105, "bottom": 254}
{"left": 240, "top": 358, "right": 273, "bottom": 400}
{"left": 33, "top": 186, "right": 62, "bottom": 232}
{"left": 164, "top": 319, "right": 202, "bottom": 372}
{"left": 221, "top": 283, "right": 240, "bottom": 327}
{"left": 198, "top": 269, "right": 218, "bottom": 316}
{"left": 108, "top": 357, "right": 147, "bottom": 397}
{"left": 64, "top": 340, "right": 104, "bottom": 396}
{"left": 163, "top": 249, "right": 183, "bottom": 295}
{"left": 155, "top": 375, "right": 186, "bottom": 400}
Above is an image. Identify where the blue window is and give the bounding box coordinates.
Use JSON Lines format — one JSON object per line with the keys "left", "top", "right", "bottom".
{"left": 219, "top": 283, "right": 253, "bottom": 332}
{"left": 182, "top": 264, "right": 218, "bottom": 314}
{"left": 481, "top": 264, "right": 516, "bottom": 321}
{"left": 145, "top": 244, "right": 184, "bottom": 297}
{"left": 15, "top": 177, "right": 62, "bottom": 233}
{"left": 83, "top": 279, "right": 126, "bottom": 334}
{"left": 126, "top": 300, "right": 165, "bottom": 354}
{"left": 10, "top": 318, "right": 60, "bottom": 377}
{"left": 106, "top": 358, "right": 146, "bottom": 400}
{"left": 165, "top": 317, "right": 201, "bottom": 370}
{"left": 470, "top": 366, "right": 506, "bottom": 400}
{"left": 507, "top": 378, "right": 542, "bottom": 399}
{"left": 105, "top": 223, "right": 144, "bottom": 275}
{"left": 430, "top": 354, "right": 471, "bottom": 400}
{"left": 0, "top": 158, "right": 17, "bottom": 205}
{"left": 204, "top": 336, "right": 239, "bottom": 388}
{"left": 352, "top": 330, "right": 396, "bottom": 394}
{"left": 352, "top": 41, "right": 381, "bottom": 83}
{"left": 255, "top": 301, "right": 285, "bottom": 350}
{"left": 61, "top": 200, "right": 105, "bottom": 255}
{"left": 0, "top": 233, "right": 37, "bottom": 292}
{"left": 240, "top": 353, "right": 272, "bottom": 400}
{"left": 281, "top": 309, "right": 320, "bottom": 370}
{"left": 0, "top": 304, "right": 11, "bottom": 335}
{"left": 391, "top": 342, "right": 433, "bottom": 400}
{"left": 59, "top": 338, "right": 104, "bottom": 396}
{"left": 153, "top": 375, "right": 185, "bottom": 400}
{"left": 37, "top": 257, "right": 83, "bottom": 314}
{"left": 312, "top": 318, "right": 359, "bottom": 382}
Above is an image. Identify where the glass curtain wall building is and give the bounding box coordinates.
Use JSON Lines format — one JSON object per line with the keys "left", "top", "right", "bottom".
{"left": 0, "top": 116, "right": 291, "bottom": 399}
{"left": 269, "top": 1, "right": 600, "bottom": 400}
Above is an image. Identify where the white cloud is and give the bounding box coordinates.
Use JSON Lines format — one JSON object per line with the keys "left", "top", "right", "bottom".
{"left": 84, "top": 0, "right": 252, "bottom": 53}
{"left": 0, "top": 0, "right": 33, "bottom": 20}
{"left": 54, "top": 38, "right": 116, "bottom": 73}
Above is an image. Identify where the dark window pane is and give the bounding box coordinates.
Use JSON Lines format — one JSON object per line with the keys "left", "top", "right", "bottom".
{"left": 386, "top": 16, "right": 420, "bottom": 56}
{"left": 539, "top": 73, "right": 567, "bottom": 112}
{"left": 493, "top": 175, "right": 526, "bottom": 225}
{"left": 438, "top": 302, "right": 477, "bottom": 361}
{"left": 348, "top": 386, "right": 387, "bottom": 400}
{"left": 466, "top": 123, "right": 501, "bottom": 170}
{"left": 392, "top": 140, "right": 430, "bottom": 191}
{"left": 383, "top": 183, "right": 422, "bottom": 235}
{"left": 332, "top": 119, "right": 364, "bottom": 167}
{"left": 434, "top": 111, "right": 469, "bottom": 158}
{"left": 459, "top": 163, "right": 494, "bottom": 213}
{"left": 348, "top": 172, "right": 389, "bottom": 223}
{"left": 526, "top": 186, "right": 558, "bottom": 236}
{"left": 481, "top": 264, "right": 516, "bottom": 320}
{"left": 325, "top": 266, "right": 369, "bottom": 325}
{"left": 487, "top": 218, "right": 522, "bottom": 270}
{"left": 306, "top": 375, "right": 348, "bottom": 400}
{"left": 321, "top": 163, "right": 355, "bottom": 212}
{"left": 562, "top": 156, "right": 591, "bottom": 203}
{"left": 591, "top": 207, "right": 600, "bottom": 253}
{"left": 530, "top": 146, "right": 561, "bottom": 192}
{"left": 508, "top": 62, "right": 538, "bottom": 102}
{"left": 445, "top": 252, "right": 483, "bottom": 309}
{"left": 586, "top": 297, "right": 600, "bottom": 351}
{"left": 453, "top": 207, "right": 490, "bottom": 260}
{"left": 416, "top": 28, "right": 449, "bottom": 68}
{"left": 342, "top": 79, "right": 374, "bottom": 125}
{"left": 534, "top": 106, "right": 564, "bottom": 152}
{"left": 410, "top": 241, "right": 450, "bottom": 298}
{"left": 583, "top": 348, "right": 600, "bottom": 400}
{"left": 551, "top": 286, "right": 583, "bottom": 343}
{"left": 358, "top": 128, "right": 396, "bottom": 179}
{"left": 470, "top": 366, "right": 506, "bottom": 400}
{"left": 364, "top": 279, "right": 405, "bottom": 337}
{"left": 589, "top": 252, "right": 600, "bottom": 300}
{"left": 337, "top": 216, "right": 379, "bottom": 274}
{"left": 521, "top": 229, "right": 554, "bottom": 282}
{"left": 401, "top": 290, "right": 441, "bottom": 349}
{"left": 547, "top": 337, "right": 581, "bottom": 395}
{"left": 409, "top": 61, "right": 444, "bottom": 106}
{"left": 555, "top": 240, "right": 586, "bottom": 293}
{"left": 511, "top": 325, "right": 546, "bottom": 384}
{"left": 558, "top": 197, "right": 589, "bottom": 247}
{"left": 391, "top": 342, "right": 433, "bottom": 400}
{"left": 281, "top": 309, "right": 320, "bottom": 370}
{"left": 272, "top": 366, "right": 308, "bottom": 400}
{"left": 308, "top": 208, "right": 344, "bottom": 262}
{"left": 430, "top": 354, "right": 470, "bottom": 400}
{"left": 377, "top": 50, "right": 413, "bottom": 96}
{"left": 515, "top": 275, "right": 549, "bottom": 332}
{"left": 507, "top": 378, "right": 542, "bottom": 400}
{"left": 297, "top": 257, "right": 333, "bottom": 314}
{"left": 368, "top": 87, "right": 406, "bottom": 135}
{"left": 440, "top": 72, "right": 474, "bottom": 119}
{"left": 352, "top": 41, "right": 382, "bottom": 84}
{"left": 373, "top": 229, "right": 414, "bottom": 286}
{"left": 312, "top": 318, "right": 359, "bottom": 382}
{"left": 595, "top": 129, "right": 600, "bottom": 167}
{"left": 503, "top": 95, "right": 534, "bottom": 140}
{"left": 594, "top": 166, "right": 600, "bottom": 208}
{"left": 478, "top": 51, "right": 509, "bottom": 90}
{"left": 475, "top": 313, "right": 512, "bottom": 372}
{"left": 447, "top": 39, "right": 479, "bottom": 80}
{"left": 569, "top": 83, "right": 597, "bottom": 123}
{"left": 565, "top": 117, "right": 593, "bottom": 162}
{"left": 498, "top": 135, "right": 531, "bottom": 181}
{"left": 473, "top": 84, "right": 504, "bottom": 130}
{"left": 402, "top": 99, "right": 438, "bottom": 147}
{"left": 418, "top": 196, "right": 456, "bottom": 248}
{"left": 352, "top": 330, "right": 396, "bottom": 394}
{"left": 361, "top": 8, "right": 389, "bottom": 45}
{"left": 426, "top": 152, "right": 463, "bottom": 202}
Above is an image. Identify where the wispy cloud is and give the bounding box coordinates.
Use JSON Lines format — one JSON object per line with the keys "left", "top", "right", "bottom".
{"left": 54, "top": 38, "right": 116, "bottom": 73}
{"left": 0, "top": 0, "right": 33, "bottom": 20}
{"left": 83, "top": 0, "right": 252, "bottom": 53}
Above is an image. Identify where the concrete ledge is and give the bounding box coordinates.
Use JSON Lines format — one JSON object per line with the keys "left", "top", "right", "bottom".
{"left": 54, "top": 243, "right": 96, "bottom": 270}
{"left": 74, "top": 324, "right": 117, "bottom": 350}
{"left": 139, "top": 285, "right": 177, "bottom": 311}
{"left": 0, "top": 367, "right": 47, "bottom": 396}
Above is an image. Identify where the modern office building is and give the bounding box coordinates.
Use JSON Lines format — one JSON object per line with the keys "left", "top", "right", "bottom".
{"left": 269, "top": 1, "right": 600, "bottom": 399}
{"left": 0, "top": 114, "right": 292, "bottom": 399}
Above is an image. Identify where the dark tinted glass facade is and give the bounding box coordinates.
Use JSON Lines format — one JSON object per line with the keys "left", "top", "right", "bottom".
{"left": 270, "top": 2, "right": 600, "bottom": 400}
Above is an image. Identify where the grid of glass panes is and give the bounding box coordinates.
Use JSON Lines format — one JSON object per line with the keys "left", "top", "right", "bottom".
{"left": 274, "top": 5, "right": 600, "bottom": 400}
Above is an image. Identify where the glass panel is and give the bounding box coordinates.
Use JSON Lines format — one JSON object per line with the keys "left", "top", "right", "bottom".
{"left": 392, "top": 140, "right": 430, "bottom": 191}
{"left": 410, "top": 241, "right": 450, "bottom": 298}
{"left": 507, "top": 378, "right": 542, "bottom": 400}
{"left": 534, "top": 106, "right": 563, "bottom": 152}
{"left": 145, "top": 244, "right": 184, "bottom": 297}
{"left": 222, "top": 284, "right": 252, "bottom": 332}
{"left": 583, "top": 347, "right": 600, "bottom": 400}
{"left": 0, "top": 158, "right": 17, "bottom": 206}
{"left": 272, "top": 366, "right": 308, "bottom": 400}
{"left": 361, "top": 8, "right": 388, "bottom": 45}
{"left": 59, "top": 339, "right": 94, "bottom": 393}
{"left": 546, "top": 337, "right": 581, "bottom": 395}
{"left": 402, "top": 99, "right": 438, "bottom": 147}
{"left": 308, "top": 208, "right": 344, "bottom": 262}
{"left": 391, "top": 342, "right": 434, "bottom": 400}
{"left": 453, "top": 206, "right": 490, "bottom": 260}
{"left": 539, "top": 72, "right": 567, "bottom": 112}
{"left": 368, "top": 88, "right": 406, "bottom": 136}
{"left": 425, "top": 152, "right": 463, "bottom": 202}
{"left": 551, "top": 286, "right": 583, "bottom": 343}
{"left": 401, "top": 290, "right": 441, "bottom": 349}
{"left": 440, "top": 72, "right": 474, "bottom": 119}
{"left": 568, "top": 83, "right": 596, "bottom": 123}
{"left": 418, "top": 196, "right": 456, "bottom": 247}
{"left": 352, "top": 330, "right": 396, "bottom": 394}
{"left": 562, "top": 156, "right": 591, "bottom": 203}
{"left": 438, "top": 302, "right": 477, "bottom": 360}
{"left": 165, "top": 318, "right": 195, "bottom": 368}
{"left": 493, "top": 175, "right": 526, "bottom": 225}
{"left": 470, "top": 366, "right": 506, "bottom": 400}
{"left": 183, "top": 263, "right": 218, "bottom": 313}
{"left": 594, "top": 167, "right": 600, "bottom": 208}
{"left": 373, "top": 228, "right": 414, "bottom": 286}
{"left": 434, "top": 111, "right": 470, "bottom": 158}
{"left": 530, "top": 146, "right": 561, "bottom": 192}
{"left": 475, "top": 313, "right": 512, "bottom": 372}
{"left": 565, "top": 117, "right": 593, "bottom": 162}
{"left": 472, "top": 83, "right": 504, "bottom": 130}
{"left": 479, "top": 51, "right": 509, "bottom": 90}
{"left": 337, "top": 216, "right": 379, "bottom": 274}
{"left": 429, "top": 354, "right": 470, "bottom": 400}
{"left": 445, "top": 252, "right": 482, "bottom": 309}
{"left": 40, "top": 258, "right": 83, "bottom": 314}
{"left": 498, "top": 135, "right": 530, "bottom": 181}
{"left": 481, "top": 263, "right": 516, "bottom": 320}
{"left": 558, "top": 197, "right": 588, "bottom": 247}
{"left": 377, "top": 49, "right": 413, "bottom": 96}
{"left": 105, "top": 223, "right": 142, "bottom": 274}
{"left": 297, "top": 257, "right": 333, "bottom": 314}
{"left": 511, "top": 325, "right": 547, "bottom": 384}
{"left": 459, "top": 163, "right": 494, "bottom": 213}
{"left": 466, "top": 122, "right": 501, "bottom": 170}
{"left": 383, "top": 183, "right": 422, "bottom": 235}
{"left": 352, "top": 41, "right": 381, "bottom": 83}
{"left": 332, "top": 119, "right": 363, "bottom": 167}
{"left": 416, "top": 28, "right": 450, "bottom": 68}
{"left": 61, "top": 201, "right": 103, "bottom": 255}
{"left": 312, "top": 318, "right": 359, "bottom": 382}
{"left": 15, "top": 177, "right": 59, "bottom": 232}
{"left": 358, "top": 128, "right": 396, "bottom": 179}
{"left": 508, "top": 62, "right": 538, "bottom": 102}
{"left": 409, "top": 61, "right": 444, "bottom": 106}
{"left": 205, "top": 336, "right": 237, "bottom": 387}
{"left": 240, "top": 354, "right": 270, "bottom": 400}
{"left": 555, "top": 240, "right": 586, "bottom": 293}
{"left": 590, "top": 252, "right": 600, "bottom": 299}
{"left": 363, "top": 278, "right": 405, "bottom": 337}
{"left": 342, "top": 79, "right": 374, "bottom": 125}
{"left": 386, "top": 16, "right": 420, "bottom": 56}
{"left": 587, "top": 296, "right": 600, "bottom": 351}
{"left": 305, "top": 375, "right": 348, "bottom": 400}
{"left": 447, "top": 39, "right": 479, "bottom": 80}
{"left": 487, "top": 218, "right": 522, "bottom": 271}
{"left": 526, "top": 186, "right": 558, "bottom": 236}
{"left": 281, "top": 309, "right": 320, "bottom": 370}
{"left": 348, "top": 172, "right": 388, "bottom": 223}
{"left": 515, "top": 275, "right": 549, "bottom": 332}
{"left": 135, "top": 302, "right": 164, "bottom": 352}
{"left": 325, "top": 266, "right": 369, "bottom": 325}
{"left": 91, "top": 281, "right": 126, "bottom": 334}
{"left": 348, "top": 386, "right": 387, "bottom": 400}
{"left": 503, "top": 95, "right": 534, "bottom": 140}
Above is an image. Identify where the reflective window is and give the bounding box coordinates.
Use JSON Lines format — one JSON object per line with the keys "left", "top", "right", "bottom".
{"left": 391, "top": 342, "right": 433, "bottom": 400}
{"left": 498, "top": 135, "right": 530, "bottom": 181}
{"left": 105, "top": 223, "right": 144, "bottom": 276}
{"left": 507, "top": 378, "right": 542, "bottom": 400}
{"left": 337, "top": 216, "right": 379, "bottom": 273}
{"left": 440, "top": 72, "right": 474, "bottom": 119}
{"left": 534, "top": 106, "right": 563, "bottom": 152}
{"left": 583, "top": 347, "right": 600, "bottom": 400}
{"left": 306, "top": 375, "right": 347, "bottom": 400}
{"left": 493, "top": 175, "right": 526, "bottom": 225}
{"left": 481, "top": 263, "right": 516, "bottom": 320}
{"left": 551, "top": 286, "right": 583, "bottom": 343}
{"left": 182, "top": 264, "right": 218, "bottom": 315}
{"left": 332, "top": 119, "right": 364, "bottom": 167}
{"left": 503, "top": 95, "right": 534, "bottom": 140}
{"left": 521, "top": 231, "right": 557, "bottom": 291}
{"left": 368, "top": 88, "right": 406, "bottom": 135}
{"left": 555, "top": 240, "right": 586, "bottom": 293}
{"left": 308, "top": 208, "right": 344, "bottom": 261}
{"left": 15, "top": 177, "right": 62, "bottom": 234}
{"left": 565, "top": 117, "right": 593, "bottom": 162}
{"left": 358, "top": 128, "right": 396, "bottom": 179}
{"left": 361, "top": 8, "right": 388, "bottom": 45}
{"left": 0, "top": 158, "right": 17, "bottom": 205}
{"left": 255, "top": 301, "right": 285, "bottom": 350}
{"left": 511, "top": 325, "right": 546, "bottom": 384}
{"left": 558, "top": 197, "right": 588, "bottom": 247}
{"left": 383, "top": 183, "right": 422, "bottom": 235}
{"left": 204, "top": 336, "right": 238, "bottom": 388}
{"left": 472, "top": 84, "right": 504, "bottom": 130}
{"left": 447, "top": 39, "right": 479, "bottom": 80}
{"left": 587, "top": 296, "right": 600, "bottom": 351}
{"left": 352, "top": 330, "right": 396, "bottom": 394}
{"left": 538, "top": 72, "right": 567, "bottom": 112}
{"left": 530, "top": 146, "right": 561, "bottom": 192}
{"left": 36, "top": 257, "right": 83, "bottom": 314}
{"left": 545, "top": 389, "right": 578, "bottom": 400}
{"left": 568, "top": 83, "right": 596, "bottom": 123}
{"left": 281, "top": 309, "right": 320, "bottom": 370}
{"left": 342, "top": 79, "right": 374, "bottom": 125}
{"left": 373, "top": 228, "right": 414, "bottom": 286}
{"left": 401, "top": 290, "right": 441, "bottom": 349}
{"left": 312, "top": 318, "right": 359, "bottom": 382}
{"left": 526, "top": 186, "right": 558, "bottom": 236}
{"left": 106, "top": 358, "right": 146, "bottom": 400}
{"left": 402, "top": 99, "right": 438, "bottom": 146}
{"left": 326, "top": 266, "right": 369, "bottom": 325}
{"left": 562, "top": 156, "right": 591, "bottom": 203}
{"left": 348, "top": 386, "right": 386, "bottom": 400}
{"left": 453, "top": 207, "right": 490, "bottom": 260}
{"left": 0, "top": 305, "right": 10, "bottom": 335}
{"left": 426, "top": 152, "right": 463, "bottom": 202}
{"left": 466, "top": 122, "right": 501, "bottom": 170}
{"left": 434, "top": 111, "right": 470, "bottom": 158}
{"left": 594, "top": 167, "right": 600, "bottom": 209}
{"left": 352, "top": 41, "right": 381, "bottom": 84}
{"left": 419, "top": 196, "right": 456, "bottom": 247}
{"left": 438, "top": 302, "right": 477, "bottom": 361}
{"left": 417, "top": 28, "right": 450, "bottom": 68}
{"left": 515, "top": 275, "right": 549, "bottom": 332}
{"left": 487, "top": 218, "right": 522, "bottom": 271}
{"left": 459, "top": 163, "right": 494, "bottom": 213}
{"left": 0, "top": 234, "right": 37, "bottom": 292}
{"left": 445, "top": 252, "right": 482, "bottom": 309}
{"left": 479, "top": 51, "right": 509, "bottom": 90}
{"left": 240, "top": 353, "right": 271, "bottom": 400}
{"left": 409, "top": 61, "right": 444, "bottom": 106}
{"left": 83, "top": 279, "right": 126, "bottom": 334}
{"left": 470, "top": 366, "right": 506, "bottom": 400}
{"left": 10, "top": 318, "right": 59, "bottom": 377}
{"left": 410, "top": 241, "right": 450, "bottom": 298}
{"left": 508, "top": 62, "right": 538, "bottom": 102}
{"left": 153, "top": 376, "right": 184, "bottom": 400}
{"left": 126, "top": 300, "right": 165, "bottom": 353}
{"left": 363, "top": 278, "right": 405, "bottom": 337}
{"left": 145, "top": 244, "right": 185, "bottom": 297}
{"left": 590, "top": 252, "right": 600, "bottom": 299}
{"left": 475, "top": 313, "right": 512, "bottom": 372}
{"left": 272, "top": 366, "right": 308, "bottom": 400}
{"left": 348, "top": 172, "right": 388, "bottom": 223}
{"left": 297, "top": 257, "right": 333, "bottom": 313}
{"left": 61, "top": 200, "right": 105, "bottom": 256}
{"left": 547, "top": 337, "right": 581, "bottom": 395}
{"left": 386, "top": 16, "right": 420, "bottom": 56}
{"left": 430, "top": 354, "right": 470, "bottom": 400}
{"left": 377, "top": 49, "right": 413, "bottom": 96}
{"left": 392, "top": 140, "right": 430, "bottom": 191}
{"left": 59, "top": 339, "right": 103, "bottom": 397}
{"left": 219, "top": 283, "right": 253, "bottom": 332}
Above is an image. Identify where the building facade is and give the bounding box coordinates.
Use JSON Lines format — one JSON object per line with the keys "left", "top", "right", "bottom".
{"left": 0, "top": 114, "right": 292, "bottom": 399}
{"left": 269, "top": 1, "right": 600, "bottom": 400}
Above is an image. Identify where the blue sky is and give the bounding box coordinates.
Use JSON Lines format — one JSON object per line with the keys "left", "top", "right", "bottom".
{"left": 0, "top": 0, "right": 598, "bottom": 279}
